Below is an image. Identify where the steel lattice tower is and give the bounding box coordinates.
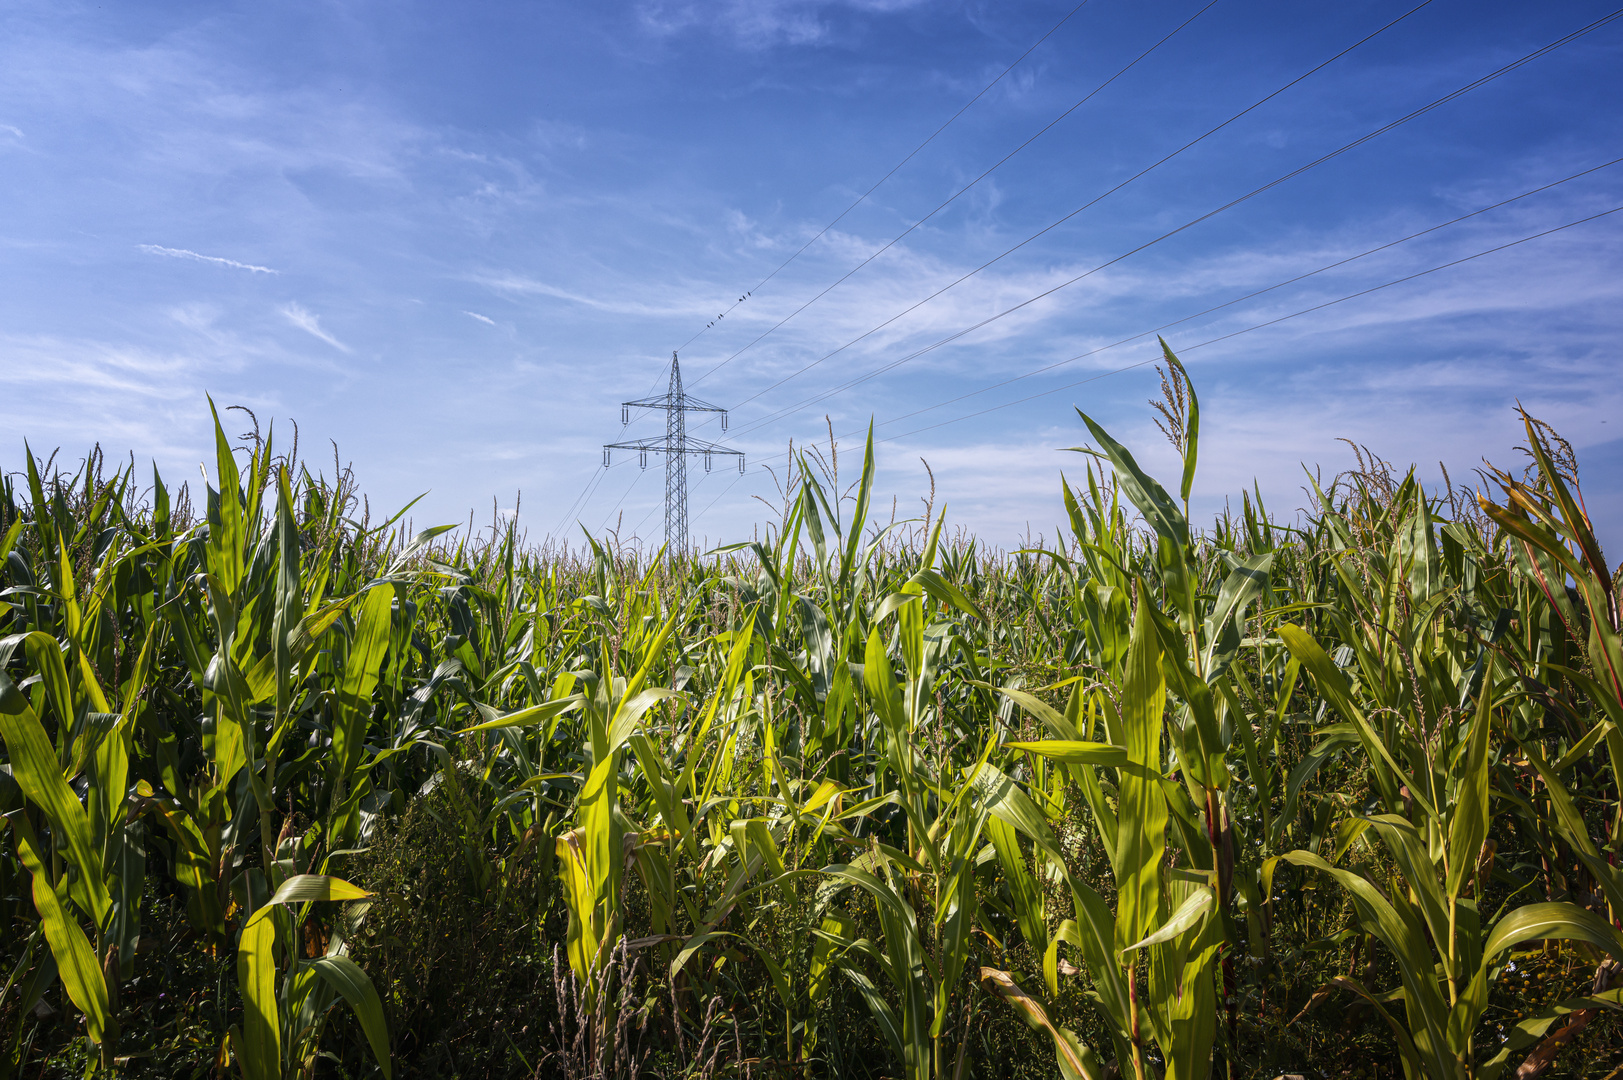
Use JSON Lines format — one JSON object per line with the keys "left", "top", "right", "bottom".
{"left": 603, "top": 353, "right": 743, "bottom": 555}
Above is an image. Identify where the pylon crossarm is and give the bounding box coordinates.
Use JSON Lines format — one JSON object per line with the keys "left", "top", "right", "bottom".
{"left": 603, "top": 443, "right": 740, "bottom": 457}
{"left": 675, "top": 436, "right": 743, "bottom": 457}
{"left": 620, "top": 395, "right": 727, "bottom": 412}
{"left": 603, "top": 438, "right": 741, "bottom": 456}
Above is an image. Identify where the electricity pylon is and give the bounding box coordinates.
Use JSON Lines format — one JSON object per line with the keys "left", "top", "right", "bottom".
{"left": 603, "top": 352, "right": 743, "bottom": 555}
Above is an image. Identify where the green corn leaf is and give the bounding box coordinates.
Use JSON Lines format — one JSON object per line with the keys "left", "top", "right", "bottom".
{"left": 1446, "top": 665, "right": 1498, "bottom": 901}
{"left": 1114, "top": 581, "right": 1167, "bottom": 958}
{"left": 19, "top": 630, "right": 76, "bottom": 734}
{"left": 808, "top": 911, "right": 855, "bottom": 1004}
{"left": 1480, "top": 902, "right": 1623, "bottom": 969}
{"left": 838, "top": 964, "right": 907, "bottom": 1067}
{"left": 258, "top": 874, "right": 373, "bottom": 911}
{"left": 236, "top": 913, "right": 280, "bottom": 1080}
{"left": 822, "top": 861, "right": 930, "bottom": 1079}
{"left": 332, "top": 583, "right": 394, "bottom": 782}
{"left": 1551, "top": 715, "right": 1614, "bottom": 774}
{"left": 1320, "top": 975, "right": 1427, "bottom": 1079}
{"left": 0, "top": 667, "right": 110, "bottom": 925}
{"left": 456, "top": 694, "right": 582, "bottom": 734}
{"left": 285, "top": 595, "right": 360, "bottom": 665}
{"left": 205, "top": 398, "right": 246, "bottom": 597}
{"left": 8, "top": 812, "right": 107, "bottom": 1045}
{"left": 307, "top": 954, "right": 392, "bottom": 1079}
{"left": 1200, "top": 551, "right": 1274, "bottom": 680}
{"left": 383, "top": 524, "right": 461, "bottom": 576}
{"left": 732, "top": 818, "right": 788, "bottom": 880}
{"left": 1282, "top": 850, "right": 1453, "bottom": 1077}
{"left": 979, "top": 967, "right": 1101, "bottom": 1080}
{"left": 1072, "top": 412, "right": 1187, "bottom": 550}
{"left": 556, "top": 828, "right": 601, "bottom": 992}
{"left": 620, "top": 607, "right": 680, "bottom": 706}
{"left": 271, "top": 466, "right": 303, "bottom": 728}
{"left": 1044, "top": 919, "right": 1079, "bottom": 1000}
{"left": 753, "top": 944, "right": 796, "bottom": 1015}
{"left": 872, "top": 587, "right": 924, "bottom": 628}
{"left": 863, "top": 625, "right": 905, "bottom": 733}
{"left": 1517, "top": 743, "right": 1623, "bottom": 915}
{"left": 1398, "top": 488, "right": 1444, "bottom": 603}
{"left": 972, "top": 762, "right": 1061, "bottom": 862}
{"left": 1119, "top": 886, "right": 1213, "bottom": 959}
{"left": 838, "top": 421, "right": 877, "bottom": 584}
{"left": 1278, "top": 623, "right": 1421, "bottom": 817}
{"left": 1007, "top": 740, "right": 1128, "bottom": 766}
{"left": 982, "top": 683, "right": 1079, "bottom": 740}
{"left": 931, "top": 850, "right": 979, "bottom": 1038}
{"left": 906, "top": 567, "right": 986, "bottom": 623}
{"left": 1361, "top": 816, "right": 1451, "bottom": 970}
{"left": 570, "top": 748, "right": 625, "bottom": 1008}
{"left": 988, "top": 815, "right": 1047, "bottom": 952}
{"left": 607, "top": 688, "right": 681, "bottom": 755}
{"left": 0, "top": 516, "right": 23, "bottom": 565}
{"left": 821, "top": 863, "right": 922, "bottom": 937}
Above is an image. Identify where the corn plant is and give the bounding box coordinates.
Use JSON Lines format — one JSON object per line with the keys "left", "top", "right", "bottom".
{"left": 3, "top": 362, "right": 1622, "bottom": 1078}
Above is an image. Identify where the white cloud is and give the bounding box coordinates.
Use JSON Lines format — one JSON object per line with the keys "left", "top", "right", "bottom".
{"left": 637, "top": 0, "right": 928, "bottom": 48}
{"left": 0, "top": 332, "right": 240, "bottom": 470}
{"left": 463, "top": 310, "right": 496, "bottom": 325}
{"left": 279, "top": 302, "right": 351, "bottom": 352}
{"left": 139, "top": 244, "right": 278, "bottom": 274}
{"left": 474, "top": 272, "right": 705, "bottom": 317}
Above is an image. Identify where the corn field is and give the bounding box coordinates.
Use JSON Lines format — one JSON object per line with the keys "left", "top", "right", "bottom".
{"left": 3, "top": 350, "right": 1622, "bottom": 1080}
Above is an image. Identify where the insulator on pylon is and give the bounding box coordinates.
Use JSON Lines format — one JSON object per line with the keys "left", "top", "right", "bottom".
{"left": 639, "top": 450, "right": 648, "bottom": 470}
{"left": 738, "top": 455, "right": 746, "bottom": 474}
{"left": 721, "top": 412, "right": 729, "bottom": 432}
{"left": 705, "top": 453, "right": 712, "bottom": 473}
{"left": 603, "top": 448, "right": 610, "bottom": 467}
{"left": 621, "top": 405, "right": 629, "bottom": 424}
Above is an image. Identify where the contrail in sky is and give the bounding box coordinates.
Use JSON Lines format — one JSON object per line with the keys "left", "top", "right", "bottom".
{"left": 138, "top": 244, "right": 278, "bottom": 274}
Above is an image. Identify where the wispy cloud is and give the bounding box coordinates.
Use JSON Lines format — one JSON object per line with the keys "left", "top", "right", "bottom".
{"left": 463, "top": 310, "right": 496, "bottom": 325}
{"left": 637, "top": 0, "right": 926, "bottom": 48}
{"left": 474, "top": 273, "right": 700, "bottom": 316}
{"left": 139, "top": 244, "right": 278, "bottom": 274}
{"left": 0, "top": 331, "right": 245, "bottom": 467}
{"left": 279, "top": 302, "right": 351, "bottom": 352}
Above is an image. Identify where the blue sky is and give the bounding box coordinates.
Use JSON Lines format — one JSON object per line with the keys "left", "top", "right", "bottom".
{"left": 3, "top": 0, "right": 1620, "bottom": 554}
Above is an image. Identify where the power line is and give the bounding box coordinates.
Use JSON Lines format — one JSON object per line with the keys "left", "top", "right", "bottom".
{"left": 552, "top": 463, "right": 608, "bottom": 535}
{"left": 552, "top": 404, "right": 654, "bottom": 535}
{"left": 561, "top": 459, "right": 624, "bottom": 536}
{"left": 628, "top": 496, "right": 662, "bottom": 539}
{"left": 875, "top": 202, "right": 1623, "bottom": 443}
{"left": 632, "top": 460, "right": 731, "bottom": 539}
{"left": 862, "top": 155, "right": 1623, "bottom": 436}
{"left": 675, "top": 0, "right": 1097, "bottom": 359}
{"left": 690, "top": 0, "right": 1223, "bottom": 386}
{"left": 597, "top": 464, "right": 650, "bottom": 533}
{"left": 552, "top": 358, "right": 673, "bottom": 538}
{"left": 691, "top": 468, "right": 753, "bottom": 533}
{"left": 699, "top": 0, "right": 1439, "bottom": 413}
{"left": 717, "top": 6, "right": 1623, "bottom": 443}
